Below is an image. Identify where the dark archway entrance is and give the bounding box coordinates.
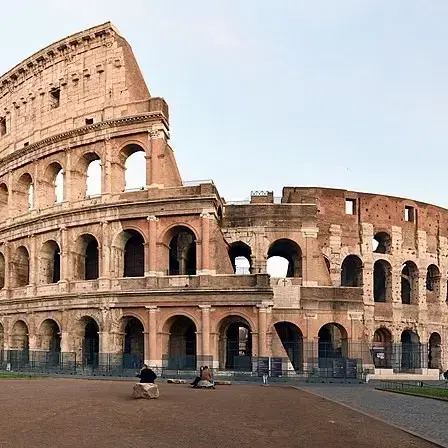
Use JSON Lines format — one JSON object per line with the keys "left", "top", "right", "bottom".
{"left": 341, "top": 255, "right": 363, "bottom": 287}
{"left": 167, "top": 316, "right": 197, "bottom": 369}
{"left": 318, "top": 323, "right": 348, "bottom": 368}
{"left": 9, "top": 320, "right": 29, "bottom": 368}
{"left": 168, "top": 227, "right": 197, "bottom": 275}
{"left": 123, "top": 317, "right": 144, "bottom": 369}
{"left": 400, "top": 330, "right": 421, "bottom": 371}
{"left": 373, "top": 260, "right": 392, "bottom": 302}
{"left": 83, "top": 318, "right": 99, "bottom": 367}
{"left": 372, "top": 328, "right": 392, "bottom": 368}
{"left": 124, "top": 231, "right": 145, "bottom": 277}
{"left": 40, "top": 319, "right": 61, "bottom": 366}
{"left": 218, "top": 316, "right": 252, "bottom": 371}
{"left": 428, "top": 332, "right": 441, "bottom": 370}
{"left": 274, "top": 322, "right": 303, "bottom": 372}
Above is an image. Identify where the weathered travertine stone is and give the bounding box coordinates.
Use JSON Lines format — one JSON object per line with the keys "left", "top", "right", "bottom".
{"left": 132, "top": 383, "right": 159, "bottom": 399}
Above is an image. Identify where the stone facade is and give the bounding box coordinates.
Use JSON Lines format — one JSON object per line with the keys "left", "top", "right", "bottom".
{"left": 0, "top": 22, "right": 445, "bottom": 375}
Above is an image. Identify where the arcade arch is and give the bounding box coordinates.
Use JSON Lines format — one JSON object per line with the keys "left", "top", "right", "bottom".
{"left": 401, "top": 261, "right": 418, "bottom": 304}
{"left": 166, "top": 226, "right": 197, "bottom": 275}
{"left": 318, "top": 323, "right": 348, "bottom": 368}
{"left": 372, "top": 328, "right": 392, "bottom": 368}
{"left": 274, "top": 322, "right": 303, "bottom": 372}
{"left": 73, "top": 234, "right": 99, "bottom": 280}
{"left": 341, "top": 255, "right": 363, "bottom": 287}
{"left": 12, "top": 246, "right": 30, "bottom": 287}
{"left": 15, "top": 173, "right": 33, "bottom": 215}
{"left": 373, "top": 260, "right": 392, "bottom": 302}
{"left": 267, "top": 239, "right": 302, "bottom": 278}
{"left": 218, "top": 315, "right": 252, "bottom": 371}
{"left": 0, "top": 183, "right": 8, "bottom": 221}
{"left": 39, "top": 240, "right": 61, "bottom": 284}
{"left": 400, "top": 330, "right": 421, "bottom": 370}
{"left": 121, "top": 144, "right": 146, "bottom": 191}
{"left": 228, "top": 241, "right": 252, "bottom": 275}
{"left": 428, "top": 332, "right": 441, "bottom": 370}
{"left": 164, "top": 315, "right": 197, "bottom": 370}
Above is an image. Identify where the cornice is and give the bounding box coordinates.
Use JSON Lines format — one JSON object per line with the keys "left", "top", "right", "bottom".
{"left": 0, "top": 112, "right": 167, "bottom": 167}
{"left": 0, "top": 22, "right": 118, "bottom": 94}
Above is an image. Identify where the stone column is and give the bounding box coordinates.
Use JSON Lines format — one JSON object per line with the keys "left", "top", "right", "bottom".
{"left": 199, "top": 305, "right": 211, "bottom": 364}
{"left": 301, "top": 227, "right": 319, "bottom": 286}
{"left": 199, "top": 212, "right": 213, "bottom": 275}
{"left": 99, "top": 221, "right": 111, "bottom": 289}
{"left": 257, "top": 305, "right": 268, "bottom": 357}
{"left": 3, "top": 242, "right": 11, "bottom": 290}
{"left": 59, "top": 225, "right": 69, "bottom": 292}
{"left": 147, "top": 306, "right": 158, "bottom": 366}
{"left": 27, "top": 234, "right": 37, "bottom": 296}
{"left": 102, "top": 137, "right": 113, "bottom": 196}
{"left": 146, "top": 216, "right": 159, "bottom": 276}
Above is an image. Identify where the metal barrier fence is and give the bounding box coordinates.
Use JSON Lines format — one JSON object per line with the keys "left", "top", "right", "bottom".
{"left": 0, "top": 341, "right": 437, "bottom": 380}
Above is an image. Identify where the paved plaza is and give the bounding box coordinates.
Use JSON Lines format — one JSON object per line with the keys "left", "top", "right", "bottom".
{"left": 0, "top": 379, "right": 439, "bottom": 448}
{"left": 299, "top": 383, "right": 448, "bottom": 447}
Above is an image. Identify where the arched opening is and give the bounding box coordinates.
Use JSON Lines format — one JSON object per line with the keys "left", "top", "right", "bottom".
{"left": 218, "top": 316, "right": 252, "bottom": 371}
{"left": 86, "top": 158, "right": 102, "bottom": 197}
{"left": 228, "top": 241, "right": 252, "bottom": 274}
{"left": 74, "top": 235, "right": 99, "bottom": 280}
{"left": 274, "top": 322, "right": 303, "bottom": 372}
{"left": 40, "top": 319, "right": 61, "bottom": 366}
{"left": 0, "top": 183, "right": 9, "bottom": 221}
{"left": 318, "top": 323, "right": 348, "bottom": 368}
{"left": 166, "top": 316, "right": 197, "bottom": 370}
{"left": 15, "top": 173, "right": 33, "bottom": 215}
{"left": 0, "top": 252, "right": 5, "bottom": 289}
{"left": 428, "top": 332, "right": 442, "bottom": 370}
{"left": 12, "top": 246, "right": 30, "bottom": 287}
{"left": 400, "top": 330, "right": 421, "bottom": 371}
{"left": 372, "top": 328, "right": 392, "bottom": 368}
{"left": 373, "top": 260, "right": 392, "bottom": 302}
{"left": 372, "top": 232, "right": 391, "bottom": 254}
{"left": 267, "top": 239, "right": 302, "bottom": 278}
{"left": 341, "top": 255, "right": 363, "bottom": 287}
{"left": 167, "top": 226, "right": 197, "bottom": 275}
{"left": 43, "top": 162, "right": 64, "bottom": 206}
{"left": 40, "top": 240, "right": 61, "bottom": 284}
{"left": 9, "top": 320, "right": 29, "bottom": 367}
{"left": 122, "top": 144, "right": 146, "bottom": 191}
{"left": 123, "top": 317, "right": 144, "bottom": 369}
{"left": 123, "top": 230, "right": 145, "bottom": 277}
{"left": 426, "top": 264, "right": 440, "bottom": 303}
{"left": 401, "top": 261, "right": 418, "bottom": 305}
{"left": 82, "top": 317, "right": 99, "bottom": 367}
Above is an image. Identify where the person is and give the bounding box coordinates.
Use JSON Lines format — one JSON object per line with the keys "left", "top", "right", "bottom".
{"left": 191, "top": 366, "right": 204, "bottom": 388}
{"left": 136, "top": 364, "right": 157, "bottom": 384}
{"left": 201, "top": 365, "right": 215, "bottom": 389}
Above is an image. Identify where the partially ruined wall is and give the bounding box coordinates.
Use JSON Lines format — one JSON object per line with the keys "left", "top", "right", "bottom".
{"left": 0, "top": 23, "right": 445, "bottom": 374}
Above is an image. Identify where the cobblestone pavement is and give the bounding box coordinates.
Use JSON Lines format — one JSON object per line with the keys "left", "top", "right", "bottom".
{"left": 298, "top": 383, "right": 448, "bottom": 447}
{"left": 0, "top": 379, "right": 437, "bottom": 448}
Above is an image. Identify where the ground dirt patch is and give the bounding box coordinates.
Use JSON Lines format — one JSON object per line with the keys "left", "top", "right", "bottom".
{"left": 0, "top": 379, "right": 438, "bottom": 448}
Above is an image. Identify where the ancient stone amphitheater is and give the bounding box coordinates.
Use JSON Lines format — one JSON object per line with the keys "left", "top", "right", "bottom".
{"left": 0, "top": 22, "right": 445, "bottom": 379}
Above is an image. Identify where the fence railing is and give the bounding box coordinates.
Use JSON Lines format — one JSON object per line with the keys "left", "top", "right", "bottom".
{"left": 0, "top": 341, "right": 438, "bottom": 380}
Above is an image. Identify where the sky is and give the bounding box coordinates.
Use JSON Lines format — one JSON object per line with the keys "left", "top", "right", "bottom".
{"left": 1, "top": 1, "right": 448, "bottom": 207}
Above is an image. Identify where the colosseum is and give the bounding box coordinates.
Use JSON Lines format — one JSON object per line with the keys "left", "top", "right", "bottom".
{"left": 0, "top": 22, "right": 445, "bottom": 380}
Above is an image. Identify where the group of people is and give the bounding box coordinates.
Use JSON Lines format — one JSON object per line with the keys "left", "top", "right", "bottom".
{"left": 191, "top": 365, "right": 215, "bottom": 388}
{"left": 136, "top": 364, "right": 216, "bottom": 389}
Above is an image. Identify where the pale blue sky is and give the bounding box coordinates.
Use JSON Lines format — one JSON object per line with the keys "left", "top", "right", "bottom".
{"left": 1, "top": 1, "right": 448, "bottom": 205}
